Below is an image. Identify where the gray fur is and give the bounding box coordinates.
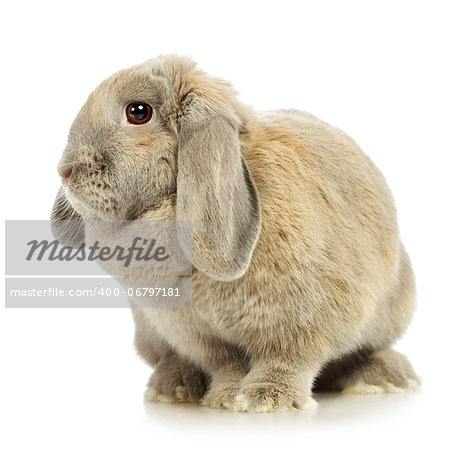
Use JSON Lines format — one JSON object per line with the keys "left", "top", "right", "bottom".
{"left": 52, "top": 55, "right": 419, "bottom": 412}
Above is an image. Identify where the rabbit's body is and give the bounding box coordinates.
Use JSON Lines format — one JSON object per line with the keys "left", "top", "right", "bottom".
{"left": 134, "top": 109, "right": 417, "bottom": 410}
{"left": 53, "top": 56, "right": 419, "bottom": 412}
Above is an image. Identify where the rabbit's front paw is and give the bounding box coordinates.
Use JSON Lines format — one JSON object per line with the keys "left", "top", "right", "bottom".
{"left": 201, "top": 380, "right": 240, "bottom": 409}
{"left": 231, "top": 382, "right": 317, "bottom": 413}
{"left": 145, "top": 356, "right": 209, "bottom": 404}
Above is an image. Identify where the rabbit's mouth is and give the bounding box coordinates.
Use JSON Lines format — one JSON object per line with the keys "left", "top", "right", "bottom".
{"left": 62, "top": 173, "right": 122, "bottom": 220}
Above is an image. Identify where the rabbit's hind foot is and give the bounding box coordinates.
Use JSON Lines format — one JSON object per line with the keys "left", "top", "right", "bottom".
{"left": 340, "top": 349, "right": 421, "bottom": 394}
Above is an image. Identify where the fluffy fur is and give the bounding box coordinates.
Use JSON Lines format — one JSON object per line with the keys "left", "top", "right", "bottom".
{"left": 52, "top": 55, "right": 419, "bottom": 412}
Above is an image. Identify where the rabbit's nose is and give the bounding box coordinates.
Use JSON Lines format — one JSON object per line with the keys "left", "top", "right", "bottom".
{"left": 57, "top": 162, "right": 71, "bottom": 178}
{"left": 62, "top": 168, "right": 72, "bottom": 180}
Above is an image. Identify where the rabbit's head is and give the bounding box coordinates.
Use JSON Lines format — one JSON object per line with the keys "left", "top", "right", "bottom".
{"left": 52, "top": 55, "right": 261, "bottom": 281}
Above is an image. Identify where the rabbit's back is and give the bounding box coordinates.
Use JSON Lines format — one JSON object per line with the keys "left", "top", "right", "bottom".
{"left": 220, "top": 109, "right": 408, "bottom": 351}
{"left": 244, "top": 108, "right": 400, "bottom": 282}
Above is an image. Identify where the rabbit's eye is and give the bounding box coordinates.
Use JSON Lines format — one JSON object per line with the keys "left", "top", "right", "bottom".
{"left": 126, "top": 102, "right": 153, "bottom": 125}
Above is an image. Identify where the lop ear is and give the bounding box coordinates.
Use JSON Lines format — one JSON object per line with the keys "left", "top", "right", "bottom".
{"left": 176, "top": 95, "right": 261, "bottom": 281}
{"left": 50, "top": 186, "right": 85, "bottom": 247}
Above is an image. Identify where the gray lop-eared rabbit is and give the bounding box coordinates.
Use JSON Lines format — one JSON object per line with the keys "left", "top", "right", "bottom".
{"left": 52, "top": 55, "right": 419, "bottom": 412}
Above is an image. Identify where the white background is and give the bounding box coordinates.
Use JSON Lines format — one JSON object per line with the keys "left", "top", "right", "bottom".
{"left": 1, "top": 1, "right": 449, "bottom": 448}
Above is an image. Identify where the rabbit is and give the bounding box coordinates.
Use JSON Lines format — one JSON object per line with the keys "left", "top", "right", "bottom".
{"left": 51, "top": 54, "right": 419, "bottom": 412}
